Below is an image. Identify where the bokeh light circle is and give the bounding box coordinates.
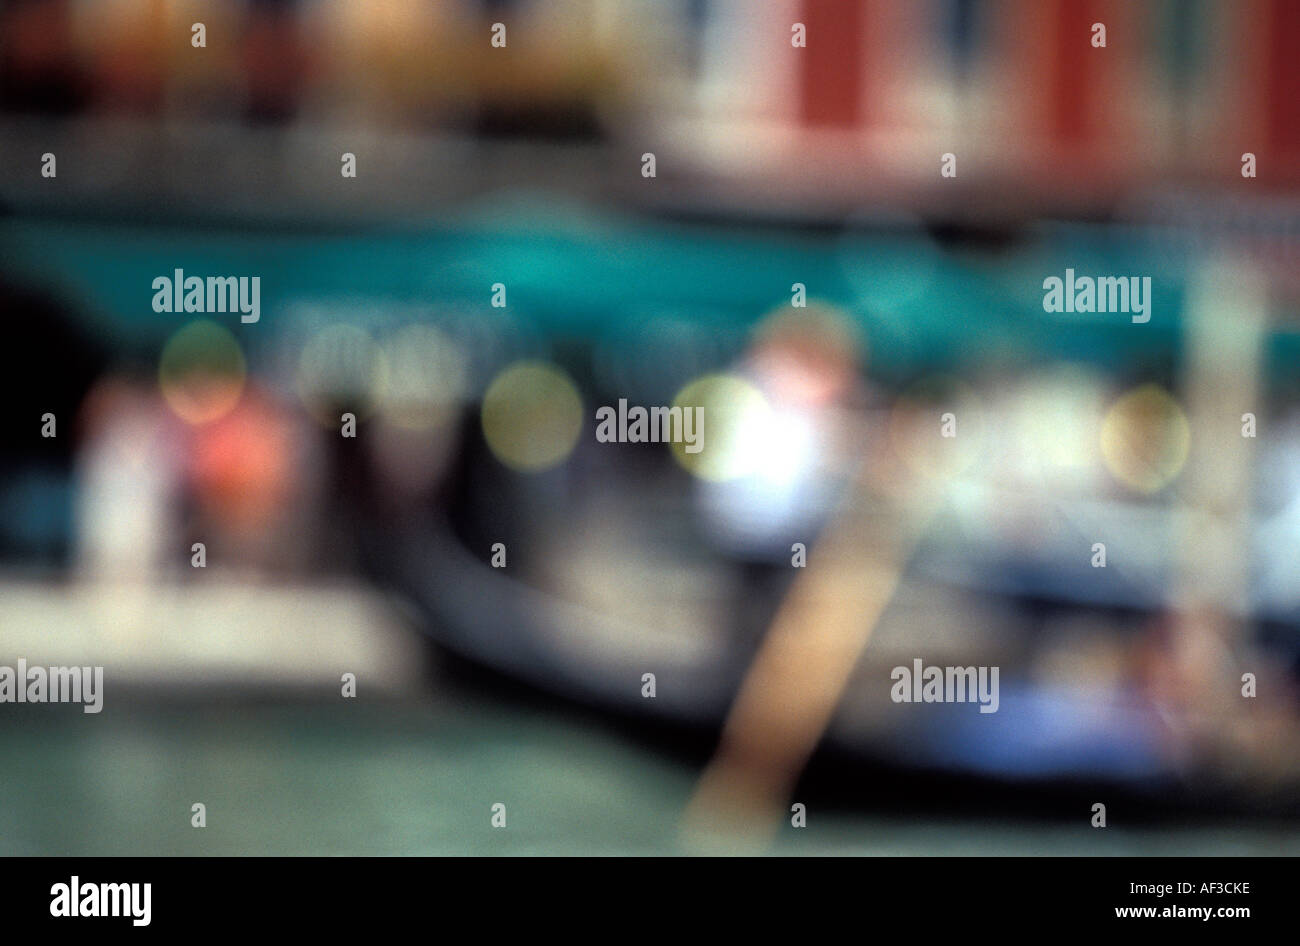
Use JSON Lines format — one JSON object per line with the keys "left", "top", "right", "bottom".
{"left": 158, "top": 320, "right": 247, "bottom": 425}
{"left": 481, "top": 361, "right": 583, "bottom": 472}
{"left": 377, "top": 324, "right": 467, "bottom": 430}
{"left": 670, "top": 373, "right": 772, "bottom": 482}
{"left": 1100, "top": 384, "right": 1190, "bottom": 494}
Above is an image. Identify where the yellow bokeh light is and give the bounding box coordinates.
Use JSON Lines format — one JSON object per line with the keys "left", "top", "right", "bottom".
{"left": 669, "top": 374, "right": 771, "bottom": 482}
{"left": 158, "top": 320, "right": 247, "bottom": 425}
{"left": 1100, "top": 384, "right": 1190, "bottom": 494}
{"left": 481, "top": 361, "right": 583, "bottom": 472}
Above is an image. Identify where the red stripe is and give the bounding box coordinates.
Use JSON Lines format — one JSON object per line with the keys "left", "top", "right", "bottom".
{"left": 1048, "top": 0, "right": 1104, "bottom": 145}
{"left": 1264, "top": 0, "right": 1300, "bottom": 155}
{"left": 798, "top": 0, "right": 865, "bottom": 128}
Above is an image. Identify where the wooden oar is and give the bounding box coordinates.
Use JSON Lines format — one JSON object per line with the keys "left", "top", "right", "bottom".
{"left": 681, "top": 408, "right": 953, "bottom": 850}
